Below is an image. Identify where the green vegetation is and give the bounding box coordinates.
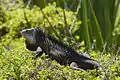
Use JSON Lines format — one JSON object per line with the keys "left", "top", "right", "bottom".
{"left": 0, "top": 0, "right": 120, "bottom": 79}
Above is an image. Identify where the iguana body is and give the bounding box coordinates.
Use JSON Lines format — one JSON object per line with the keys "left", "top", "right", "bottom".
{"left": 21, "top": 27, "right": 99, "bottom": 70}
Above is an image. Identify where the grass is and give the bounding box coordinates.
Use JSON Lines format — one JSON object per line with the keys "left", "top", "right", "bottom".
{"left": 0, "top": 38, "right": 120, "bottom": 80}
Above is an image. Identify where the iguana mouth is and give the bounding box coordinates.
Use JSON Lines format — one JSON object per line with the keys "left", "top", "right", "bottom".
{"left": 21, "top": 30, "right": 28, "bottom": 38}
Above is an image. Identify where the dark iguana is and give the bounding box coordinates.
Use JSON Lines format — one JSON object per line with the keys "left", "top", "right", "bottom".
{"left": 21, "top": 27, "right": 100, "bottom": 70}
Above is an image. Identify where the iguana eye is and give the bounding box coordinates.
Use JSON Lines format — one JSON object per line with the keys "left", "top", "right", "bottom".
{"left": 40, "top": 36, "right": 44, "bottom": 40}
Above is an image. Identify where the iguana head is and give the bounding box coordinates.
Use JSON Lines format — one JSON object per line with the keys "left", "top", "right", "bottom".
{"left": 21, "top": 27, "right": 45, "bottom": 44}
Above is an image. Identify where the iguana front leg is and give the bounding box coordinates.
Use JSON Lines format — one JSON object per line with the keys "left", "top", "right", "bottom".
{"left": 70, "top": 62, "right": 85, "bottom": 72}
{"left": 33, "top": 47, "right": 43, "bottom": 59}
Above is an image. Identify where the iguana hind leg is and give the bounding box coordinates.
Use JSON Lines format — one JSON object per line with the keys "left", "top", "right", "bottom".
{"left": 70, "top": 62, "right": 85, "bottom": 71}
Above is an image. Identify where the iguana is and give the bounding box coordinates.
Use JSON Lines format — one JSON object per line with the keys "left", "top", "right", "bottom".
{"left": 21, "top": 27, "right": 100, "bottom": 70}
